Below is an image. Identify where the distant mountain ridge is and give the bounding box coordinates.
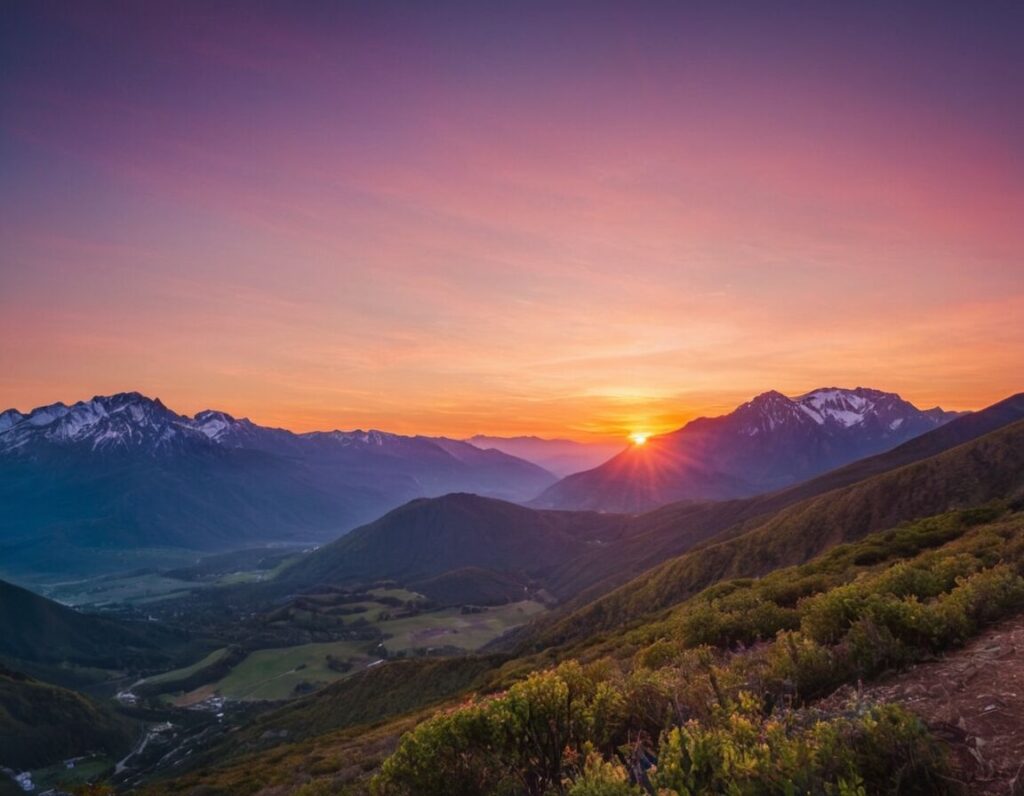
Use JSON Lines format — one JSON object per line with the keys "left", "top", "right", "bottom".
{"left": 466, "top": 435, "right": 624, "bottom": 478}
{"left": 275, "top": 393, "right": 1020, "bottom": 612}
{"left": 532, "top": 387, "right": 962, "bottom": 512}
{"left": 1, "top": 394, "right": 552, "bottom": 484}
{"left": 0, "top": 393, "right": 556, "bottom": 578}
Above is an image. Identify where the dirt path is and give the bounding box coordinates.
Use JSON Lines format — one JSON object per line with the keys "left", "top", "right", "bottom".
{"left": 823, "top": 615, "right": 1024, "bottom": 795}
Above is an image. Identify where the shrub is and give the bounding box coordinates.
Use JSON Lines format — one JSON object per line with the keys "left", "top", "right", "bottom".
{"left": 375, "top": 510, "right": 1024, "bottom": 796}
{"left": 373, "top": 702, "right": 502, "bottom": 795}
{"left": 651, "top": 698, "right": 951, "bottom": 796}
{"left": 567, "top": 752, "right": 643, "bottom": 796}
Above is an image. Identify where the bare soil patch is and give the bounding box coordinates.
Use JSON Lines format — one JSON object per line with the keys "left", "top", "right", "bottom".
{"left": 822, "top": 615, "right": 1024, "bottom": 795}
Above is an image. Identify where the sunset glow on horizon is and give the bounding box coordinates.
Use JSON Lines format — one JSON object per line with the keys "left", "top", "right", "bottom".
{"left": 2, "top": 2, "right": 1022, "bottom": 442}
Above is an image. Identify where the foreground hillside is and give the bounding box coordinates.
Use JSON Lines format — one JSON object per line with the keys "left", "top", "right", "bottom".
{"left": 141, "top": 504, "right": 1024, "bottom": 795}
{"left": 820, "top": 614, "right": 1024, "bottom": 795}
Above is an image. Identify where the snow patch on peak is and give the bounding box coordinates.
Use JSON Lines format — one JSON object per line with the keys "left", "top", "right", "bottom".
{"left": 797, "top": 403, "right": 826, "bottom": 425}
{"left": 0, "top": 409, "right": 25, "bottom": 432}
{"left": 26, "top": 403, "right": 71, "bottom": 427}
{"left": 0, "top": 392, "right": 205, "bottom": 455}
{"left": 315, "top": 429, "right": 397, "bottom": 446}
{"left": 192, "top": 410, "right": 238, "bottom": 440}
{"left": 793, "top": 387, "right": 882, "bottom": 427}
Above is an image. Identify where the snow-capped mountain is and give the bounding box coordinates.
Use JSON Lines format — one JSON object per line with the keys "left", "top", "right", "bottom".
{"left": 0, "top": 393, "right": 557, "bottom": 578}
{"left": 531, "top": 387, "right": 962, "bottom": 512}
{"left": 0, "top": 392, "right": 209, "bottom": 455}
{"left": 725, "top": 388, "right": 957, "bottom": 439}
{"left": 1, "top": 394, "right": 554, "bottom": 485}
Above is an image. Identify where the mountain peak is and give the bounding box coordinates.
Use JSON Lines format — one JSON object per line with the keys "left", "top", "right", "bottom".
{"left": 535, "top": 385, "right": 962, "bottom": 512}
{"left": 305, "top": 429, "right": 401, "bottom": 447}
{"left": 0, "top": 392, "right": 199, "bottom": 454}
{"left": 746, "top": 390, "right": 792, "bottom": 408}
{"left": 0, "top": 408, "right": 25, "bottom": 432}
{"left": 192, "top": 409, "right": 243, "bottom": 441}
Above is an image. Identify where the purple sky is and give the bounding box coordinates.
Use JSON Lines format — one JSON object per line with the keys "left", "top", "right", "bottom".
{"left": 2, "top": 1, "right": 1022, "bottom": 439}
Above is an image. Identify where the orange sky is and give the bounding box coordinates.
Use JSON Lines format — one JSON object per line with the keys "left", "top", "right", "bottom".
{"left": 1, "top": 3, "right": 1022, "bottom": 442}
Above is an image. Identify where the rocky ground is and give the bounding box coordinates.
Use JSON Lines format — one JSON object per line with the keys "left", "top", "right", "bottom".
{"left": 823, "top": 615, "right": 1024, "bottom": 795}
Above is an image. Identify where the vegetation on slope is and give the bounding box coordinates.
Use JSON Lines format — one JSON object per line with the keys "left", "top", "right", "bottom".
{"left": 0, "top": 666, "right": 137, "bottom": 770}
{"left": 375, "top": 507, "right": 1024, "bottom": 794}
{"left": 278, "top": 493, "right": 625, "bottom": 591}
{"left": 177, "top": 655, "right": 506, "bottom": 774}
{"left": 411, "top": 567, "right": 533, "bottom": 606}
{"left": 0, "top": 579, "right": 203, "bottom": 678}
{"left": 141, "top": 506, "right": 1024, "bottom": 795}
{"left": 525, "top": 419, "right": 1024, "bottom": 651}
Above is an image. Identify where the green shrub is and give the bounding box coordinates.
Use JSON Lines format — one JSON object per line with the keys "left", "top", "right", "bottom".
{"left": 652, "top": 699, "right": 951, "bottom": 796}
{"left": 376, "top": 510, "right": 1024, "bottom": 795}
{"left": 373, "top": 702, "right": 501, "bottom": 795}
{"left": 567, "top": 752, "right": 643, "bottom": 796}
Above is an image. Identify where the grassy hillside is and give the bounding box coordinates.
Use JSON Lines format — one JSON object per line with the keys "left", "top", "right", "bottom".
{"left": 175, "top": 654, "right": 506, "bottom": 776}
{"left": 142, "top": 507, "right": 1024, "bottom": 795}
{"left": 278, "top": 493, "right": 626, "bottom": 591}
{"left": 374, "top": 508, "right": 1024, "bottom": 795}
{"left": 523, "top": 418, "right": 1024, "bottom": 651}
{"left": 411, "top": 567, "right": 533, "bottom": 606}
{"left": 0, "top": 579, "right": 201, "bottom": 675}
{"left": 0, "top": 665, "right": 137, "bottom": 770}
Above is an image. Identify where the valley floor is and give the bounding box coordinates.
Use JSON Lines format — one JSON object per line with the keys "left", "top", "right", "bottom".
{"left": 822, "top": 614, "right": 1024, "bottom": 795}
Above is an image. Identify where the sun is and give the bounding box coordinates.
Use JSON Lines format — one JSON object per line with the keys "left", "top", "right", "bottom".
{"left": 629, "top": 432, "right": 649, "bottom": 446}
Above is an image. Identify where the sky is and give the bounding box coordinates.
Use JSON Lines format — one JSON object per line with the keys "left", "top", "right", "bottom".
{"left": 1, "top": 1, "right": 1022, "bottom": 441}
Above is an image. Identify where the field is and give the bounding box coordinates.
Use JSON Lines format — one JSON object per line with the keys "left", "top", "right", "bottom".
{"left": 379, "top": 600, "right": 546, "bottom": 651}
{"left": 213, "top": 639, "right": 371, "bottom": 700}
{"left": 139, "top": 647, "right": 232, "bottom": 687}
{"left": 37, "top": 548, "right": 307, "bottom": 608}
{"left": 44, "top": 571, "right": 209, "bottom": 607}
{"left": 192, "top": 600, "right": 546, "bottom": 701}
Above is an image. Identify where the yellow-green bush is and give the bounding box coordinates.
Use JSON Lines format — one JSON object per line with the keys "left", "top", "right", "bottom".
{"left": 651, "top": 698, "right": 947, "bottom": 796}
{"left": 376, "top": 509, "right": 1024, "bottom": 796}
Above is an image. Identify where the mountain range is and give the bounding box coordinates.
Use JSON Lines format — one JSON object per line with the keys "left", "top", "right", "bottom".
{"left": 532, "top": 387, "right": 961, "bottom": 512}
{"left": 79, "top": 388, "right": 1024, "bottom": 795}
{"left": 3, "top": 389, "right": 1024, "bottom": 792}
{"left": 0, "top": 387, "right": 968, "bottom": 580}
{"left": 273, "top": 392, "right": 1023, "bottom": 611}
{"left": 465, "top": 435, "right": 624, "bottom": 478}
{"left": 0, "top": 393, "right": 555, "bottom": 578}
